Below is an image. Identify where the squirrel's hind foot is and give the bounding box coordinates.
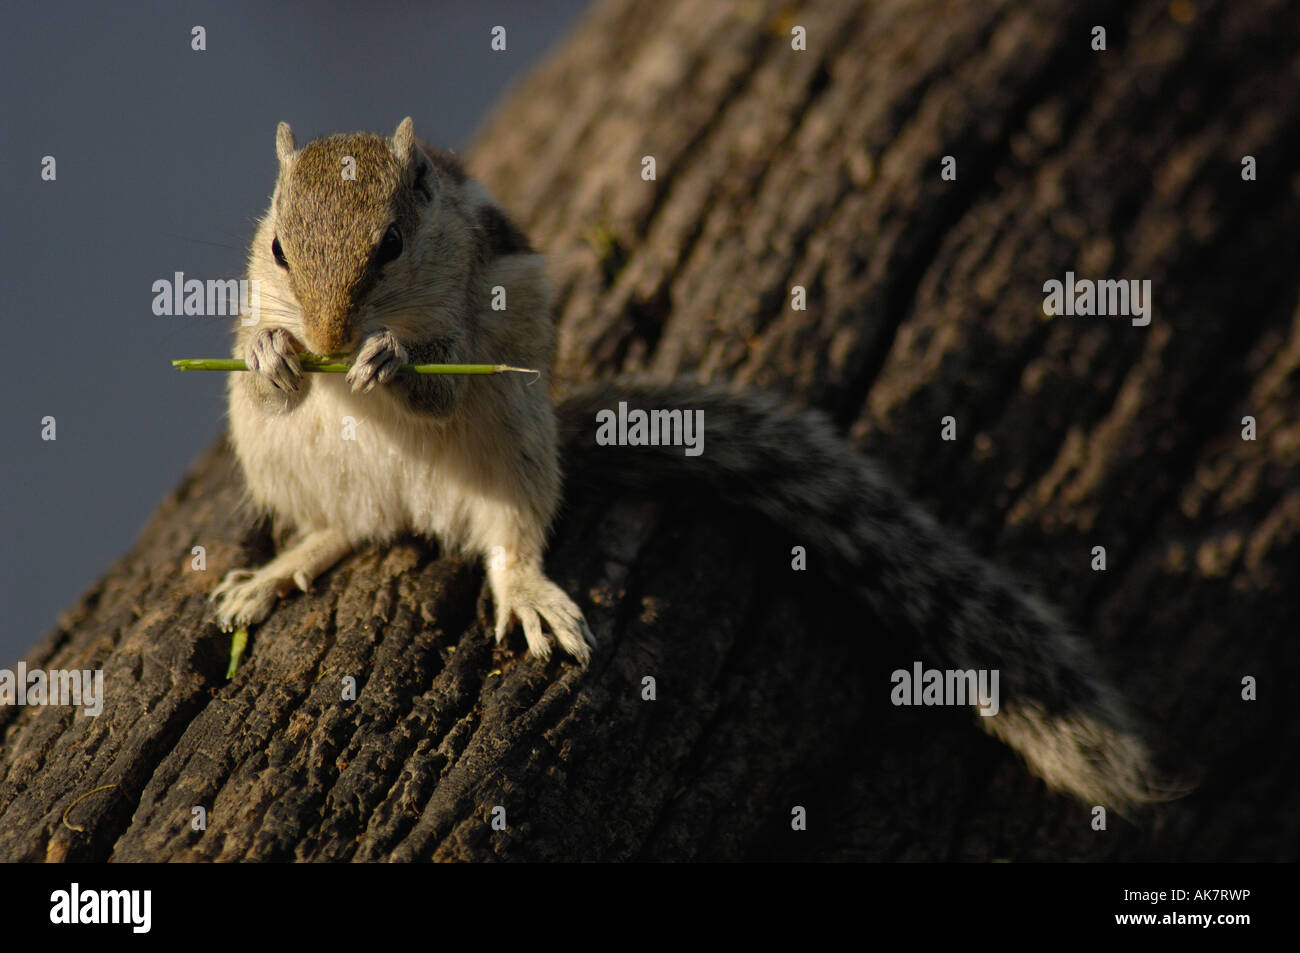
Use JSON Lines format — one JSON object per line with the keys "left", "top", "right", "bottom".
{"left": 490, "top": 560, "right": 594, "bottom": 664}
{"left": 210, "top": 567, "right": 293, "bottom": 631}
{"left": 210, "top": 527, "right": 353, "bottom": 631}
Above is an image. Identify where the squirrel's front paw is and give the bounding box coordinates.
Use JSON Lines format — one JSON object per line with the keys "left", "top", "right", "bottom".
{"left": 490, "top": 561, "right": 595, "bottom": 664}
{"left": 246, "top": 327, "right": 304, "bottom": 392}
{"left": 346, "top": 329, "right": 409, "bottom": 393}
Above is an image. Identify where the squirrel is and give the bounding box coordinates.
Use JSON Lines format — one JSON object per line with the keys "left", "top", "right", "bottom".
{"left": 213, "top": 118, "right": 1164, "bottom": 813}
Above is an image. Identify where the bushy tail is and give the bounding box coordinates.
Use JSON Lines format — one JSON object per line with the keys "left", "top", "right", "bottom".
{"left": 559, "top": 380, "right": 1170, "bottom": 813}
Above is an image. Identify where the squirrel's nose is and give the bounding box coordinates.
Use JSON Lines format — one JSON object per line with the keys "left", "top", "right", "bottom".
{"left": 303, "top": 310, "right": 359, "bottom": 356}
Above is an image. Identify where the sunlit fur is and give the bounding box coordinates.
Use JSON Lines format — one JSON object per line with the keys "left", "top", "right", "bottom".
{"left": 215, "top": 118, "right": 592, "bottom": 662}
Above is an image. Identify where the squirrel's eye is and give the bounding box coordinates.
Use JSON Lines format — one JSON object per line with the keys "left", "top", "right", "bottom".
{"left": 377, "top": 224, "right": 403, "bottom": 265}
{"left": 271, "top": 236, "right": 289, "bottom": 270}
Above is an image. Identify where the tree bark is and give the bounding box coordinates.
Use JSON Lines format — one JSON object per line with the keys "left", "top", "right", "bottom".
{"left": 2, "top": 0, "right": 1298, "bottom": 861}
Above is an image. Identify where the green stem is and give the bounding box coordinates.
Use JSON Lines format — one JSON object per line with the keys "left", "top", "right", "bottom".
{"left": 226, "top": 628, "right": 249, "bottom": 679}
{"left": 172, "top": 356, "right": 538, "bottom": 376}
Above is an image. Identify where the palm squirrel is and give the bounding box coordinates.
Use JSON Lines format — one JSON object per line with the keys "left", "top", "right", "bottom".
{"left": 213, "top": 118, "right": 1162, "bottom": 812}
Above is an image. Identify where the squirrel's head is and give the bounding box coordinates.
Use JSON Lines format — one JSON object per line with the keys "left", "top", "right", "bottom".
{"left": 265, "top": 117, "right": 441, "bottom": 355}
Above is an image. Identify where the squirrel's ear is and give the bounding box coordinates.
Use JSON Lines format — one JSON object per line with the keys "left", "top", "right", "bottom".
{"left": 391, "top": 117, "right": 416, "bottom": 164}
{"left": 276, "top": 122, "right": 297, "bottom": 165}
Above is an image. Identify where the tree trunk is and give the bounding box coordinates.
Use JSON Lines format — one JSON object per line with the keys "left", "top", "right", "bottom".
{"left": 3, "top": 0, "right": 1297, "bottom": 861}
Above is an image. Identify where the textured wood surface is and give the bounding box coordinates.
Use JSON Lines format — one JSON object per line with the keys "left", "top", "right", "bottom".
{"left": 1, "top": 0, "right": 1296, "bottom": 861}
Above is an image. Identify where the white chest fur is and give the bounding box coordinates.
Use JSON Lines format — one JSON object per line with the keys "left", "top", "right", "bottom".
{"left": 227, "top": 374, "right": 477, "bottom": 548}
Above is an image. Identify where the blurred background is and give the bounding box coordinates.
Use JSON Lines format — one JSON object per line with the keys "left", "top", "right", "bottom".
{"left": 0, "top": 0, "right": 590, "bottom": 661}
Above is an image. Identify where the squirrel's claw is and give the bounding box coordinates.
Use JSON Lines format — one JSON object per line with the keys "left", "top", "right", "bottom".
{"left": 211, "top": 567, "right": 283, "bottom": 631}
{"left": 247, "top": 327, "right": 303, "bottom": 392}
{"left": 490, "top": 564, "right": 594, "bottom": 665}
{"left": 346, "top": 329, "right": 409, "bottom": 393}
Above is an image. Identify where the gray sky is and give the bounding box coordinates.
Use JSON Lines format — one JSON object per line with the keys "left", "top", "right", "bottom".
{"left": 0, "top": 0, "right": 590, "bottom": 662}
